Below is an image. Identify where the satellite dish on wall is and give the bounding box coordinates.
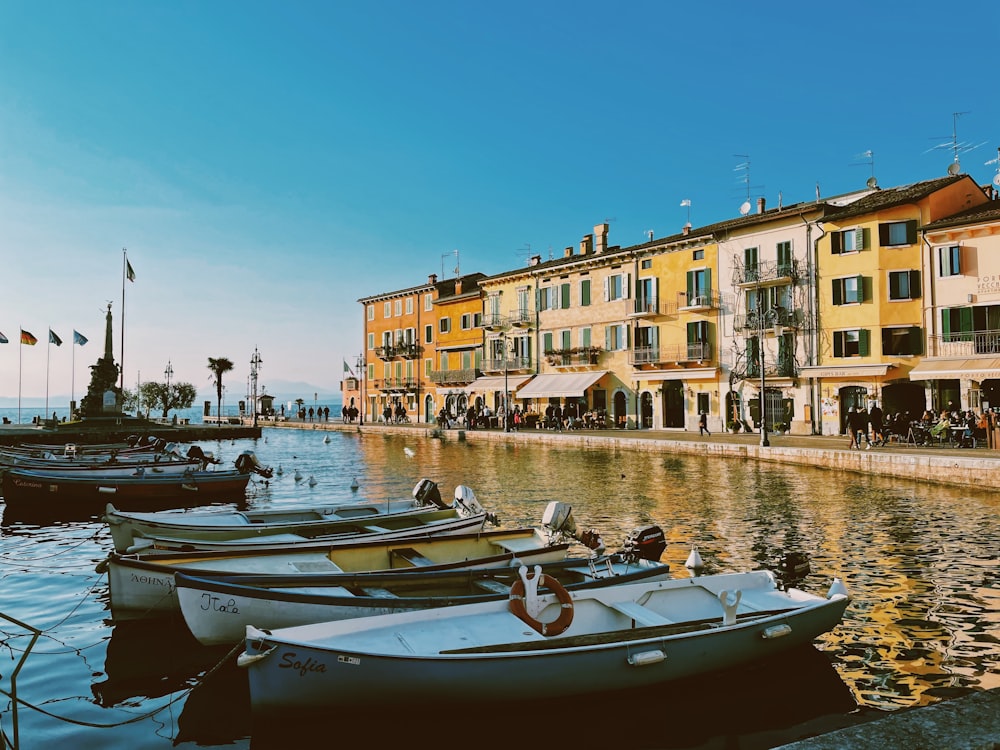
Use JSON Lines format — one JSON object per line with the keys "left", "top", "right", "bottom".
{"left": 947, "top": 162, "right": 961, "bottom": 176}
{"left": 993, "top": 173, "right": 1000, "bottom": 188}
{"left": 866, "top": 176, "right": 878, "bottom": 189}
{"left": 739, "top": 201, "right": 751, "bottom": 216}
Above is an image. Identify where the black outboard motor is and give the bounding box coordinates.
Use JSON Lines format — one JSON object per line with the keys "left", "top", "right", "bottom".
{"left": 234, "top": 450, "right": 274, "bottom": 478}
{"left": 412, "top": 478, "right": 446, "bottom": 508}
{"left": 623, "top": 525, "right": 667, "bottom": 562}
{"left": 774, "top": 551, "right": 811, "bottom": 589}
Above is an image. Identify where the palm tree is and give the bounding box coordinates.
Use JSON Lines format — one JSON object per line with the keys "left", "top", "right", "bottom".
{"left": 207, "top": 357, "right": 234, "bottom": 425}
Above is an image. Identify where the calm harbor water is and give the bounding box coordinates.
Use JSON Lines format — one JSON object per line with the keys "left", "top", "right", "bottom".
{"left": 0, "top": 425, "right": 998, "bottom": 749}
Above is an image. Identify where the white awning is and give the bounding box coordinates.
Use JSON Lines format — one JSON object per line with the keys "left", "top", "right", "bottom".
{"left": 468, "top": 375, "right": 533, "bottom": 393}
{"left": 799, "top": 364, "right": 894, "bottom": 378}
{"left": 908, "top": 358, "right": 1000, "bottom": 381}
{"left": 517, "top": 371, "right": 608, "bottom": 399}
{"left": 641, "top": 368, "right": 719, "bottom": 382}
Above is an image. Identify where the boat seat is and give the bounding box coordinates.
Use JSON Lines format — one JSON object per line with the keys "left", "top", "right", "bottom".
{"left": 610, "top": 601, "right": 674, "bottom": 627}
{"left": 472, "top": 579, "right": 512, "bottom": 594}
{"left": 361, "top": 525, "right": 391, "bottom": 534}
{"left": 494, "top": 537, "right": 541, "bottom": 553}
{"left": 390, "top": 547, "right": 435, "bottom": 567}
{"left": 359, "top": 587, "right": 398, "bottom": 598}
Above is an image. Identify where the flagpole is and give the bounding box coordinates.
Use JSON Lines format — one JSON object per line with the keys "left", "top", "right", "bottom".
{"left": 121, "top": 248, "right": 127, "bottom": 393}
{"left": 18, "top": 330, "right": 22, "bottom": 425}
{"left": 71, "top": 336, "right": 76, "bottom": 412}
{"left": 45, "top": 329, "right": 51, "bottom": 418}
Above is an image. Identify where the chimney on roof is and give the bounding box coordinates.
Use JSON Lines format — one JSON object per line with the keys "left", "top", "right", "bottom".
{"left": 580, "top": 234, "right": 594, "bottom": 255}
{"left": 682, "top": 225, "right": 690, "bottom": 235}
{"left": 529, "top": 255, "right": 541, "bottom": 266}
{"left": 564, "top": 246, "right": 573, "bottom": 258}
{"left": 428, "top": 273, "right": 438, "bottom": 284}
{"left": 455, "top": 278, "right": 463, "bottom": 295}
{"left": 594, "top": 223, "right": 608, "bottom": 253}
{"left": 757, "top": 197, "right": 766, "bottom": 214}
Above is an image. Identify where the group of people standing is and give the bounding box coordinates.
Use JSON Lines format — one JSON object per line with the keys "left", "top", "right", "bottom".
{"left": 846, "top": 402, "right": 885, "bottom": 449}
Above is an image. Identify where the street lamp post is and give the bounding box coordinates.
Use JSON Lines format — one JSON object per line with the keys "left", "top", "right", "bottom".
{"left": 250, "top": 347, "right": 262, "bottom": 428}
{"left": 503, "top": 329, "right": 510, "bottom": 432}
{"left": 757, "top": 308, "right": 784, "bottom": 448}
{"left": 357, "top": 353, "right": 365, "bottom": 425}
{"left": 164, "top": 361, "right": 173, "bottom": 420}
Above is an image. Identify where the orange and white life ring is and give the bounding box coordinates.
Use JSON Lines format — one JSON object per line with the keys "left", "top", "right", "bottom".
{"left": 509, "top": 566, "right": 574, "bottom": 637}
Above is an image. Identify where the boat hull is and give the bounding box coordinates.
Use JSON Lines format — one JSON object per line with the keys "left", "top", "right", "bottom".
{"left": 177, "top": 558, "right": 670, "bottom": 645}
{"left": 239, "top": 572, "right": 849, "bottom": 713}
{"left": 105, "top": 528, "right": 571, "bottom": 621}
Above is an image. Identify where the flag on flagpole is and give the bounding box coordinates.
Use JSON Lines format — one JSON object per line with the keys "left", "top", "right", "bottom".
{"left": 0, "top": 331, "right": 7, "bottom": 344}
{"left": 20, "top": 329, "right": 37, "bottom": 346}
{"left": 343, "top": 360, "right": 351, "bottom": 373}
{"left": 73, "top": 330, "right": 89, "bottom": 346}
{"left": 49, "top": 329, "right": 63, "bottom": 346}
{"left": 126, "top": 259, "right": 136, "bottom": 282}
{"left": 680, "top": 199, "right": 691, "bottom": 207}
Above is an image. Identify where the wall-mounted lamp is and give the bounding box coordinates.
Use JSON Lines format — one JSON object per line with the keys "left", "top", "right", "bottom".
{"left": 713, "top": 390, "right": 719, "bottom": 397}
{"left": 687, "top": 387, "right": 694, "bottom": 397}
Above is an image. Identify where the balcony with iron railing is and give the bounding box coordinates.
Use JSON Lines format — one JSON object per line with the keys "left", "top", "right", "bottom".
{"left": 429, "top": 368, "right": 480, "bottom": 385}
{"left": 677, "top": 289, "right": 722, "bottom": 310}
{"left": 734, "top": 306, "right": 800, "bottom": 332}
{"left": 396, "top": 343, "right": 423, "bottom": 359}
{"left": 734, "top": 258, "right": 800, "bottom": 286}
{"left": 744, "top": 358, "right": 797, "bottom": 380}
{"left": 508, "top": 308, "right": 534, "bottom": 327}
{"left": 482, "top": 312, "right": 506, "bottom": 330}
{"left": 544, "top": 347, "right": 603, "bottom": 367}
{"left": 372, "top": 377, "right": 419, "bottom": 392}
{"left": 628, "top": 296, "right": 661, "bottom": 318}
{"left": 482, "top": 356, "right": 532, "bottom": 374}
{"left": 927, "top": 330, "right": 1000, "bottom": 358}
{"left": 628, "top": 341, "right": 712, "bottom": 366}
{"left": 374, "top": 345, "right": 396, "bottom": 360}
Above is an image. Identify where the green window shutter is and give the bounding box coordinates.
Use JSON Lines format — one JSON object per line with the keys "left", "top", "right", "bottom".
{"left": 909, "top": 326, "right": 923, "bottom": 355}
{"left": 905, "top": 220, "right": 918, "bottom": 245}
{"left": 859, "top": 329, "right": 870, "bottom": 356}
{"left": 831, "top": 232, "right": 843, "bottom": 254}
{"left": 650, "top": 326, "right": 659, "bottom": 347}
{"left": 561, "top": 283, "right": 570, "bottom": 309}
{"left": 833, "top": 279, "right": 843, "bottom": 306}
{"left": 878, "top": 223, "right": 889, "bottom": 247}
{"left": 624, "top": 325, "right": 631, "bottom": 348}
{"left": 704, "top": 268, "right": 712, "bottom": 296}
{"left": 686, "top": 270, "right": 695, "bottom": 299}
{"left": 857, "top": 228, "right": 867, "bottom": 250}
{"left": 686, "top": 322, "right": 696, "bottom": 344}
{"left": 941, "top": 309, "right": 951, "bottom": 338}
{"left": 909, "top": 270, "right": 921, "bottom": 298}
{"left": 833, "top": 332, "right": 843, "bottom": 357}
{"left": 581, "top": 328, "right": 591, "bottom": 348}
{"left": 543, "top": 332, "right": 552, "bottom": 352}
{"left": 561, "top": 330, "right": 571, "bottom": 349}
{"left": 959, "top": 307, "right": 973, "bottom": 335}
{"left": 581, "top": 280, "right": 590, "bottom": 306}
{"left": 861, "top": 275, "right": 871, "bottom": 302}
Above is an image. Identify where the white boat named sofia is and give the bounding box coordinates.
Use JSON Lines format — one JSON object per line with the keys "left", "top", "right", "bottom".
{"left": 238, "top": 570, "right": 849, "bottom": 713}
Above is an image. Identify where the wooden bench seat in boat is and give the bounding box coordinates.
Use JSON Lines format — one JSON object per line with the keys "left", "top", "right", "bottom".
{"left": 494, "top": 537, "right": 544, "bottom": 554}
{"left": 390, "top": 547, "right": 435, "bottom": 567}
{"left": 472, "top": 579, "right": 512, "bottom": 595}
{"left": 609, "top": 601, "right": 675, "bottom": 627}
{"left": 358, "top": 586, "right": 398, "bottom": 598}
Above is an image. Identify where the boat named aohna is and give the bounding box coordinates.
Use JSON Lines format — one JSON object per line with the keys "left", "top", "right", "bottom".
{"left": 238, "top": 570, "right": 850, "bottom": 714}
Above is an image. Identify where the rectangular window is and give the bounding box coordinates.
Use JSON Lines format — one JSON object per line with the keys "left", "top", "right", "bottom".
{"left": 461, "top": 351, "right": 472, "bottom": 370}
{"left": 516, "top": 287, "right": 531, "bottom": 317}
{"left": 831, "top": 228, "right": 866, "bottom": 254}
{"left": 560, "top": 330, "right": 571, "bottom": 350}
{"left": 879, "top": 220, "right": 917, "bottom": 247}
{"left": 580, "top": 279, "right": 591, "bottom": 306}
{"left": 439, "top": 318, "right": 450, "bottom": 333}
{"left": 460, "top": 313, "right": 472, "bottom": 330}
{"left": 939, "top": 246, "right": 961, "bottom": 277}
{"left": 424, "top": 293, "right": 433, "bottom": 311}
{"left": 579, "top": 327, "right": 591, "bottom": 348}
{"left": 832, "top": 275, "right": 865, "bottom": 305}
{"left": 405, "top": 298, "right": 413, "bottom": 315}
{"left": 776, "top": 241, "right": 792, "bottom": 276}
{"left": 833, "top": 329, "right": 869, "bottom": 357}
{"left": 368, "top": 363, "right": 375, "bottom": 381}
{"left": 539, "top": 286, "right": 553, "bottom": 310}
{"left": 542, "top": 332, "right": 553, "bottom": 352}
{"left": 560, "top": 282, "right": 571, "bottom": 309}
{"left": 693, "top": 249, "right": 704, "bottom": 260}
{"left": 641, "top": 259, "right": 652, "bottom": 269}
{"left": 425, "top": 359, "right": 432, "bottom": 376}
{"left": 424, "top": 324, "right": 433, "bottom": 343}
{"left": 604, "top": 273, "right": 630, "bottom": 301}
{"left": 743, "top": 247, "right": 759, "bottom": 281}
{"left": 473, "top": 312, "right": 481, "bottom": 327}
{"left": 605, "top": 325, "right": 627, "bottom": 351}
{"left": 394, "top": 299, "right": 402, "bottom": 316}
{"left": 383, "top": 301, "right": 391, "bottom": 317}
{"left": 696, "top": 392, "right": 710, "bottom": 415}
{"left": 686, "top": 269, "right": 711, "bottom": 306}
{"left": 367, "top": 332, "right": 375, "bottom": 349}
{"left": 367, "top": 305, "right": 375, "bottom": 321}
{"left": 882, "top": 326, "right": 922, "bottom": 356}
{"left": 439, "top": 351, "right": 448, "bottom": 370}
{"left": 888, "top": 270, "right": 921, "bottom": 300}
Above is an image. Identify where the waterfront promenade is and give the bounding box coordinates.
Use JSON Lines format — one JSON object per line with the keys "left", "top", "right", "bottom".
{"left": 265, "top": 417, "right": 1000, "bottom": 491}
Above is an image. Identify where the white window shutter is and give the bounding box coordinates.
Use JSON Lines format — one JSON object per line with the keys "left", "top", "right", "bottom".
{"left": 624, "top": 273, "right": 632, "bottom": 298}
{"left": 603, "top": 277, "right": 610, "bottom": 302}
{"left": 854, "top": 228, "right": 864, "bottom": 250}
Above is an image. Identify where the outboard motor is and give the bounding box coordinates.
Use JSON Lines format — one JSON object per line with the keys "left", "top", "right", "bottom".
{"left": 152, "top": 437, "right": 168, "bottom": 452}
{"left": 453, "top": 485, "right": 497, "bottom": 524}
{"left": 186, "top": 445, "right": 219, "bottom": 466}
{"left": 412, "top": 478, "right": 446, "bottom": 508}
{"left": 234, "top": 450, "right": 274, "bottom": 478}
{"left": 774, "top": 551, "right": 811, "bottom": 589}
{"left": 623, "top": 525, "right": 667, "bottom": 563}
{"left": 542, "top": 501, "right": 576, "bottom": 537}
{"left": 577, "top": 528, "right": 605, "bottom": 554}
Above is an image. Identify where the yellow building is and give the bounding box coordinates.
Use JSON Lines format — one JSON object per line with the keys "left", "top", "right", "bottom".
{"left": 427, "top": 273, "right": 485, "bottom": 421}
{"left": 810, "top": 175, "right": 989, "bottom": 433}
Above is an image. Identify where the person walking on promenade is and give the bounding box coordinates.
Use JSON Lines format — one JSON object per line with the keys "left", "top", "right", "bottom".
{"left": 698, "top": 411, "right": 710, "bottom": 437}
{"left": 869, "top": 401, "right": 884, "bottom": 446}
{"left": 855, "top": 404, "right": 870, "bottom": 448}
{"left": 847, "top": 407, "right": 861, "bottom": 449}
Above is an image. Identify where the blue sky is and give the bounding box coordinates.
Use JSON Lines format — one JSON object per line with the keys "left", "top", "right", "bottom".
{"left": 2, "top": 0, "right": 998, "bottom": 403}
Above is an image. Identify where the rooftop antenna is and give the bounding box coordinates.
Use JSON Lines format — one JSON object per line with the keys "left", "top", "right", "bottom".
{"left": 925, "top": 111, "right": 987, "bottom": 174}
{"left": 851, "top": 149, "right": 878, "bottom": 188}
{"left": 647, "top": 229, "right": 655, "bottom": 241}
{"left": 440, "top": 249, "right": 460, "bottom": 279}
{"left": 985, "top": 147, "right": 1000, "bottom": 193}
{"left": 733, "top": 154, "right": 763, "bottom": 215}
{"left": 680, "top": 198, "right": 692, "bottom": 227}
